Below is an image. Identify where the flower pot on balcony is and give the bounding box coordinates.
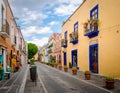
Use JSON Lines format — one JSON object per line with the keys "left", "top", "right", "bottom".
{"left": 93, "top": 23, "right": 98, "bottom": 30}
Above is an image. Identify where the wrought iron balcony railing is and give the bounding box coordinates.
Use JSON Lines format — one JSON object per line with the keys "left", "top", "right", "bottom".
{"left": 61, "top": 39, "right": 67, "bottom": 48}
{"left": 84, "top": 18, "right": 99, "bottom": 38}
{"left": 69, "top": 31, "right": 78, "bottom": 44}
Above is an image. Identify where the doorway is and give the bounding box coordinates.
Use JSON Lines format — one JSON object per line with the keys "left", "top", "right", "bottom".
{"left": 63, "top": 52, "right": 67, "bottom": 65}
{"left": 89, "top": 44, "right": 98, "bottom": 73}
{"left": 72, "top": 50, "right": 77, "bottom": 67}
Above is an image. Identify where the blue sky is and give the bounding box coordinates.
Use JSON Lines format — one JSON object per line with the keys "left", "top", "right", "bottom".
{"left": 9, "top": 0, "right": 83, "bottom": 46}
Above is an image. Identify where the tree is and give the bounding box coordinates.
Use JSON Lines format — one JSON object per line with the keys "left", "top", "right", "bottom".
{"left": 28, "top": 43, "right": 38, "bottom": 59}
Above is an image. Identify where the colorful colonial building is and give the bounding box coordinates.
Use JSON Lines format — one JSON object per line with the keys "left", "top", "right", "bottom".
{"left": 48, "top": 33, "right": 61, "bottom": 63}
{"left": 0, "top": 0, "right": 26, "bottom": 78}
{"left": 62, "top": 0, "right": 120, "bottom": 78}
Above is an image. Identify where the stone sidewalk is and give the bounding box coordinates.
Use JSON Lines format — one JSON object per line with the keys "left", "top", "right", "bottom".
{"left": 24, "top": 68, "right": 44, "bottom": 93}
{"left": 0, "top": 63, "right": 29, "bottom": 93}
{"left": 56, "top": 66, "right": 120, "bottom": 93}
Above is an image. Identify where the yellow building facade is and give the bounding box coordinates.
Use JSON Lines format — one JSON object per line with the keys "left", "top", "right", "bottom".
{"left": 62, "top": 0, "right": 120, "bottom": 78}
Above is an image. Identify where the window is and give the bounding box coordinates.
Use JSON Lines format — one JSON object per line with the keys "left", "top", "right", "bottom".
{"left": 74, "top": 22, "right": 78, "bottom": 32}
{"left": 1, "top": 5, "right": 5, "bottom": 25}
{"left": 64, "top": 31, "right": 67, "bottom": 40}
{"left": 90, "top": 4, "right": 99, "bottom": 32}
{"left": 14, "top": 36, "right": 16, "bottom": 44}
{"left": 90, "top": 4, "right": 98, "bottom": 19}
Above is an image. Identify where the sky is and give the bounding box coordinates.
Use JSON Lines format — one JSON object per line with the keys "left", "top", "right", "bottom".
{"left": 8, "top": 0, "right": 83, "bottom": 47}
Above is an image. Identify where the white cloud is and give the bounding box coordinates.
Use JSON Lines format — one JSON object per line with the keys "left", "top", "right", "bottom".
{"left": 49, "top": 21, "right": 59, "bottom": 26}
{"left": 54, "top": 5, "right": 75, "bottom": 16}
{"left": 22, "top": 26, "right": 53, "bottom": 37}
{"left": 27, "top": 37, "right": 49, "bottom": 47}
{"left": 21, "top": 8, "right": 47, "bottom": 25}
{"left": 54, "top": 0, "right": 83, "bottom": 16}
{"left": 9, "top": 0, "right": 83, "bottom": 47}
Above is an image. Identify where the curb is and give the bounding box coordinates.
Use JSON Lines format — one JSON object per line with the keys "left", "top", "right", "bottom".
{"left": 18, "top": 64, "right": 29, "bottom": 93}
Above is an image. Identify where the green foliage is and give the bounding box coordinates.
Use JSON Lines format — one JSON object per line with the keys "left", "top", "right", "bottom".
{"left": 54, "top": 62, "right": 58, "bottom": 66}
{"left": 64, "top": 65, "right": 68, "bottom": 69}
{"left": 69, "top": 62, "right": 72, "bottom": 68}
{"left": 30, "top": 59, "right": 35, "bottom": 65}
{"left": 28, "top": 43, "right": 38, "bottom": 59}
{"left": 49, "top": 55, "right": 56, "bottom": 63}
{"left": 85, "top": 70, "right": 90, "bottom": 74}
{"left": 72, "top": 67, "right": 77, "bottom": 70}
{"left": 106, "top": 77, "right": 114, "bottom": 81}
{"left": 47, "top": 49, "right": 52, "bottom": 54}
{"left": 48, "top": 43, "right": 53, "bottom": 48}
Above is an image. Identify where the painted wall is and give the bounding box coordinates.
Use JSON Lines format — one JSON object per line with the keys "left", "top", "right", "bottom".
{"left": 45, "top": 45, "right": 49, "bottom": 63}
{"left": 62, "top": 0, "right": 120, "bottom": 78}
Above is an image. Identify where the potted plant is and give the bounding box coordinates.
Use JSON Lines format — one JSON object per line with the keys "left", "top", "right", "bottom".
{"left": 58, "top": 64, "right": 62, "bottom": 70}
{"left": 69, "top": 62, "right": 72, "bottom": 69}
{"left": 64, "top": 65, "right": 68, "bottom": 72}
{"left": 105, "top": 77, "right": 115, "bottom": 89}
{"left": 85, "top": 70, "right": 91, "bottom": 80}
{"left": 72, "top": 67, "right": 77, "bottom": 75}
{"left": 54, "top": 62, "right": 58, "bottom": 68}
{"left": 89, "top": 18, "right": 99, "bottom": 30}
{"left": 30, "top": 58, "right": 35, "bottom": 66}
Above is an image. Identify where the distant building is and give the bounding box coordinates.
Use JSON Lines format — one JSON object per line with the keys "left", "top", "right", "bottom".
{"left": 48, "top": 33, "right": 61, "bottom": 63}
{"left": 44, "top": 44, "right": 49, "bottom": 63}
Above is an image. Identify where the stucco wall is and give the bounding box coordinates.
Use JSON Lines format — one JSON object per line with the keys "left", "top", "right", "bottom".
{"left": 62, "top": 0, "right": 120, "bottom": 78}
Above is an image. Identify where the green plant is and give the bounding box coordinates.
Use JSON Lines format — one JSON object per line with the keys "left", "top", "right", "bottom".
{"left": 30, "top": 58, "right": 35, "bottom": 65}
{"left": 83, "top": 18, "right": 99, "bottom": 32}
{"left": 72, "top": 67, "right": 77, "bottom": 70}
{"left": 58, "top": 64, "right": 62, "bottom": 70}
{"left": 54, "top": 62, "right": 58, "bottom": 65}
{"left": 69, "top": 62, "right": 72, "bottom": 68}
{"left": 58, "top": 64, "right": 62, "bottom": 66}
{"left": 106, "top": 77, "right": 114, "bottom": 81}
{"left": 64, "top": 65, "right": 68, "bottom": 69}
{"left": 28, "top": 43, "right": 38, "bottom": 59}
{"left": 84, "top": 70, "right": 91, "bottom": 80}
{"left": 88, "top": 18, "right": 99, "bottom": 24}
{"left": 105, "top": 76, "right": 115, "bottom": 89}
{"left": 85, "top": 70, "right": 90, "bottom": 74}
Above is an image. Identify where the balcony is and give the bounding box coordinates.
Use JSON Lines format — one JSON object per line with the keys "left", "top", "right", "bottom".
{"left": 84, "top": 18, "right": 99, "bottom": 38}
{"left": 69, "top": 31, "right": 78, "bottom": 44}
{"left": 61, "top": 39, "right": 67, "bottom": 48}
{"left": 0, "top": 20, "right": 9, "bottom": 38}
{"left": 12, "top": 36, "right": 17, "bottom": 47}
{"left": 48, "top": 43, "right": 53, "bottom": 48}
{"left": 47, "top": 49, "right": 52, "bottom": 54}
